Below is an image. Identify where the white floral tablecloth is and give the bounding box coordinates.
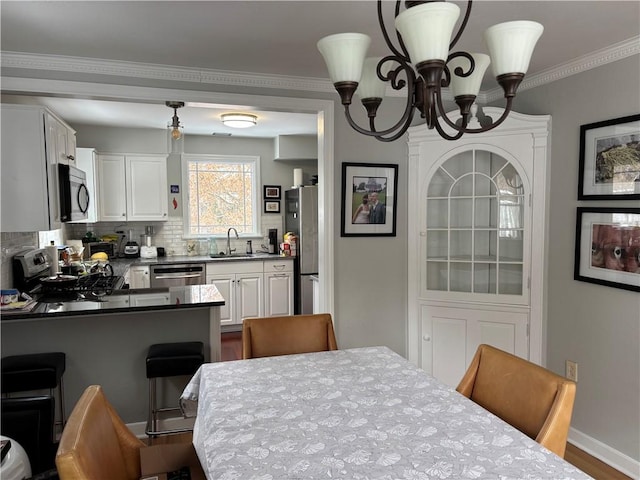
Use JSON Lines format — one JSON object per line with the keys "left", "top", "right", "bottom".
{"left": 180, "top": 346, "right": 592, "bottom": 480}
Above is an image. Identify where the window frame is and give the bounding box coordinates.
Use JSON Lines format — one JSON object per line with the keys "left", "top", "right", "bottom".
{"left": 181, "top": 153, "right": 261, "bottom": 238}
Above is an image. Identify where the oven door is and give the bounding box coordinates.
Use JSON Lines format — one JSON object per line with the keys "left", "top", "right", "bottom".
{"left": 150, "top": 264, "right": 206, "bottom": 288}
{"left": 59, "top": 164, "right": 90, "bottom": 222}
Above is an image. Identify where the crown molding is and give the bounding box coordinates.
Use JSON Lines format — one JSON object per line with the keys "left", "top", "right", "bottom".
{"left": 2, "top": 35, "right": 638, "bottom": 101}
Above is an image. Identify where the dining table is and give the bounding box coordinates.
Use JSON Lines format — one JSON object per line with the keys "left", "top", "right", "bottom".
{"left": 180, "top": 346, "right": 592, "bottom": 480}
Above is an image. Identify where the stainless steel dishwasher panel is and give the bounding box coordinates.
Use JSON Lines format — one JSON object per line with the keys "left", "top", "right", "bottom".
{"left": 150, "top": 263, "right": 206, "bottom": 287}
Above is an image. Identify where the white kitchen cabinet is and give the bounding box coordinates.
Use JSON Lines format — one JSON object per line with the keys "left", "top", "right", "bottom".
{"left": 129, "top": 265, "right": 150, "bottom": 289}
{"left": 50, "top": 114, "right": 77, "bottom": 166}
{"left": 0, "top": 104, "right": 70, "bottom": 231}
{"left": 96, "top": 153, "right": 168, "bottom": 222}
{"left": 407, "top": 108, "right": 551, "bottom": 385}
{"left": 206, "top": 262, "right": 263, "bottom": 326}
{"left": 74, "top": 148, "right": 98, "bottom": 223}
{"left": 264, "top": 259, "right": 294, "bottom": 316}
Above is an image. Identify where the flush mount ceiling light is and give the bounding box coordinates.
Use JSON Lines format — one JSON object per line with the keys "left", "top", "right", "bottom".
{"left": 166, "top": 101, "right": 185, "bottom": 140}
{"left": 221, "top": 113, "right": 257, "bottom": 129}
{"left": 317, "top": 1, "right": 543, "bottom": 142}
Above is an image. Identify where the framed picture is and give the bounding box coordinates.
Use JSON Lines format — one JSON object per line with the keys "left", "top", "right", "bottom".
{"left": 264, "top": 185, "right": 281, "bottom": 200}
{"left": 574, "top": 207, "right": 640, "bottom": 292}
{"left": 264, "top": 200, "right": 280, "bottom": 214}
{"left": 578, "top": 114, "right": 640, "bottom": 200}
{"left": 341, "top": 162, "right": 398, "bottom": 237}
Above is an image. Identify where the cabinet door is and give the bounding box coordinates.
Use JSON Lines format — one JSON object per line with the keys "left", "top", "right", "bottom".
{"left": 420, "top": 304, "right": 528, "bottom": 387}
{"left": 264, "top": 272, "right": 293, "bottom": 316}
{"left": 236, "top": 273, "right": 263, "bottom": 324}
{"left": 129, "top": 266, "right": 150, "bottom": 289}
{"left": 126, "top": 155, "right": 168, "bottom": 221}
{"left": 97, "top": 154, "right": 127, "bottom": 221}
{"left": 207, "top": 274, "right": 235, "bottom": 326}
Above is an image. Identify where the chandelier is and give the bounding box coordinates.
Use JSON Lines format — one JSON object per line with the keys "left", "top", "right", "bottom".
{"left": 166, "top": 101, "right": 185, "bottom": 140}
{"left": 317, "top": 1, "right": 543, "bottom": 142}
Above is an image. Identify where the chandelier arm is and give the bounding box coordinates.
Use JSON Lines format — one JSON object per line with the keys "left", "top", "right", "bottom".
{"left": 377, "top": 0, "right": 410, "bottom": 62}
{"left": 449, "top": 1, "right": 473, "bottom": 50}
{"left": 433, "top": 115, "right": 466, "bottom": 141}
{"left": 434, "top": 88, "right": 469, "bottom": 131}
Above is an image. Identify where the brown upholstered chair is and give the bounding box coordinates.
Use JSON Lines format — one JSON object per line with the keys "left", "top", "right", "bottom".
{"left": 55, "top": 385, "right": 145, "bottom": 480}
{"left": 456, "top": 344, "right": 576, "bottom": 458}
{"left": 242, "top": 313, "right": 337, "bottom": 359}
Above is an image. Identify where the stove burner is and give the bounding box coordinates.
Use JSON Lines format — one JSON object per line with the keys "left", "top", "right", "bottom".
{"left": 35, "top": 274, "right": 124, "bottom": 298}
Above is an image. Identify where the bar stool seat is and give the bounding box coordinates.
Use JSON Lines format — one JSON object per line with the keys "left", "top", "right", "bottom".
{"left": 145, "top": 342, "right": 204, "bottom": 438}
{"left": 1, "top": 352, "right": 66, "bottom": 429}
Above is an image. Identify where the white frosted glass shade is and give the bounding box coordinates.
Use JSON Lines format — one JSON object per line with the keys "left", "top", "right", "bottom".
{"left": 356, "top": 57, "right": 396, "bottom": 99}
{"left": 317, "top": 33, "right": 371, "bottom": 83}
{"left": 394, "top": 3, "right": 460, "bottom": 63}
{"left": 484, "top": 21, "right": 543, "bottom": 76}
{"left": 448, "top": 53, "right": 490, "bottom": 98}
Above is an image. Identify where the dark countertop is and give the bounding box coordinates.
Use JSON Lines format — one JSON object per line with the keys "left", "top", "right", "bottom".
{"left": 110, "top": 253, "right": 293, "bottom": 271}
{"left": 1, "top": 284, "right": 225, "bottom": 322}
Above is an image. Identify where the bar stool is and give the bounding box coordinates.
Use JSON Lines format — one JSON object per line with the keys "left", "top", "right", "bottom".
{"left": 145, "top": 342, "right": 204, "bottom": 438}
{"left": 1, "top": 352, "right": 66, "bottom": 431}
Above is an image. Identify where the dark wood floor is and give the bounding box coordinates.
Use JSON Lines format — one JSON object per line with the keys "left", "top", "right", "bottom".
{"left": 219, "top": 333, "right": 631, "bottom": 480}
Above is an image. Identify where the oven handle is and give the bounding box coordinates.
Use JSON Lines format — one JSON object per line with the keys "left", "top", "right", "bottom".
{"left": 152, "top": 273, "right": 203, "bottom": 280}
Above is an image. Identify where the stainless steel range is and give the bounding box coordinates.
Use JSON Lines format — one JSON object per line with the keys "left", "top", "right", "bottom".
{"left": 12, "top": 248, "right": 124, "bottom": 302}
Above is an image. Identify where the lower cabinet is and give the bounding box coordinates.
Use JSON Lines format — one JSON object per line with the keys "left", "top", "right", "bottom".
{"left": 128, "top": 265, "right": 150, "bottom": 289}
{"left": 264, "top": 260, "right": 294, "bottom": 317}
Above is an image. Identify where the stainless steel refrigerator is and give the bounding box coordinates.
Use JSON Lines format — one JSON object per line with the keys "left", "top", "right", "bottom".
{"left": 285, "top": 186, "right": 318, "bottom": 314}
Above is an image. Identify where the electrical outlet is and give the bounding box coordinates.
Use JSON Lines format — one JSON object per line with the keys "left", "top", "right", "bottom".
{"left": 566, "top": 360, "right": 578, "bottom": 382}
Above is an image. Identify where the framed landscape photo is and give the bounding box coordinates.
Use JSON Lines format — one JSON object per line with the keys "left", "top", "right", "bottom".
{"left": 264, "top": 185, "right": 281, "bottom": 200}
{"left": 341, "top": 162, "right": 398, "bottom": 237}
{"left": 574, "top": 207, "right": 640, "bottom": 292}
{"left": 578, "top": 114, "right": 640, "bottom": 200}
{"left": 264, "top": 200, "right": 280, "bottom": 214}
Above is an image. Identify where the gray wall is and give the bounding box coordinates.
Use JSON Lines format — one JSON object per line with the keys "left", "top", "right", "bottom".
{"left": 508, "top": 55, "right": 640, "bottom": 461}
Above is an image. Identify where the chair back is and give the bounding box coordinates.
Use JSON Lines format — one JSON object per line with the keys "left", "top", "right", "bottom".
{"left": 55, "top": 385, "right": 145, "bottom": 480}
{"left": 242, "top": 313, "right": 337, "bottom": 359}
{"left": 456, "top": 344, "right": 576, "bottom": 458}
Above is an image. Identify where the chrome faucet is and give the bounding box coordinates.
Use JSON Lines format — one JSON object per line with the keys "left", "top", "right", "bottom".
{"left": 226, "top": 228, "right": 239, "bottom": 255}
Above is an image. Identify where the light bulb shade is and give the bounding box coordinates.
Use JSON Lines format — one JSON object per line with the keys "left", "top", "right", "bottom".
{"left": 317, "top": 33, "right": 371, "bottom": 83}
{"left": 356, "top": 57, "right": 394, "bottom": 99}
{"left": 222, "top": 113, "right": 257, "bottom": 128}
{"left": 394, "top": 2, "right": 461, "bottom": 64}
{"left": 171, "top": 127, "right": 182, "bottom": 140}
{"left": 448, "top": 53, "right": 490, "bottom": 98}
{"left": 484, "top": 21, "right": 543, "bottom": 77}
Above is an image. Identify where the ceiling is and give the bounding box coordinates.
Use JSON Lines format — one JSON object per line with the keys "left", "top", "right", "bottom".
{"left": 1, "top": 1, "right": 639, "bottom": 138}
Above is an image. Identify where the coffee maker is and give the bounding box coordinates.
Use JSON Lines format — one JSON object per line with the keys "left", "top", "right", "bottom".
{"left": 268, "top": 229, "right": 278, "bottom": 254}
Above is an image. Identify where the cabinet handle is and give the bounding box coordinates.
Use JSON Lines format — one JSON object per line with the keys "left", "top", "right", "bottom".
{"left": 272, "top": 265, "right": 285, "bottom": 271}
{"left": 422, "top": 335, "right": 431, "bottom": 342}
{"left": 122, "top": 213, "right": 126, "bottom": 217}
{"left": 66, "top": 155, "right": 75, "bottom": 161}
{"left": 272, "top": 273, "right": 288, "bottom": 277}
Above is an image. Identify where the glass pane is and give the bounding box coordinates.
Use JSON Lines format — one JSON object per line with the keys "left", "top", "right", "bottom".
{"left": 476, "top": 150, "right": 506, "bottom": 177}
{"left": 475, "top": 173, "right": 495, "bottom": 196}
{"left": 499, "top": 233, "right": 524, "bottom": 261}
{"left": 450, "top": 263, "right": 472, "bottom": 292}
{"left": 475, "top": 197, "right": 498, "bottom": 228}
{"left": 474, "top": 230, "right": 497, "bottom": 261}
{"left": 426, "top": 261, "right": 448, "bottom": 291}
{"left": 442, "top": 152, "right": 472, "bottom": 178}
{"left": 427, "top": 199, "right": 448, "bottom": 228}
{"left": 427, "top": 230, "right": 448, "bottom": 259}
{"left": 451, "top": 175, "right": 473, "bottom": 197}
{"left": 427, "top": 168, "right": 454, "bottom": 197}
{"left": 499, "top": 197, "right": 524, "bottom": 229}
{"left": 450, "top": 231, "right": 472, "bottom": 260}
{"left": 499, "top": 264, "right": 523, "bottom": 295}
{"left": 495, "top": 163, "right": 523, "bottom": 195}
{"left": 474, "top": 263, "right": 497, "bottom": 294}
{"left": 450, "top": 198, "right": 473, "bottom": 228}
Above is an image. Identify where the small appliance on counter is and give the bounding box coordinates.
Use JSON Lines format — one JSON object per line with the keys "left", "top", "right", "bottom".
{"left": 124, "top": 229, "right": 140, "bottom": 258}
{"left": 140, "top": 246, "right": 158, "bottom": 259}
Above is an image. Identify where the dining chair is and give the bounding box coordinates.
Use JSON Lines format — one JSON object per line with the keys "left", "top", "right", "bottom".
{"left": 55, "top": 385, "right": 145, "bottom": 480}
{"left": 242, "top": 313, "right": 337, "bottom": 359}
{"left": 456, "top": 344, "right": 576, "bottom": 458}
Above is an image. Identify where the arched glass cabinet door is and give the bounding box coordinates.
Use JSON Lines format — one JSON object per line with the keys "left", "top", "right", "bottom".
{"left": 425, "top": 149, "right": 526, "bottom": 297}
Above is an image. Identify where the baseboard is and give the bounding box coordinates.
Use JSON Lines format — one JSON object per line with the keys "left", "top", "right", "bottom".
{"left": 127, "top": 416, "right": 195, "bottom": 439}
{"left": 569, "top": 427, "right": 640, "bottom": 479}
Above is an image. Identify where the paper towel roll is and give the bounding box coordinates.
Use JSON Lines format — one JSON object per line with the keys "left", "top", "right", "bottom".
{"left": 293, "top": 168, "right": 303, "bottom": 187}
{"left": 46, "top": 245, "right": 59, "bottom": 276}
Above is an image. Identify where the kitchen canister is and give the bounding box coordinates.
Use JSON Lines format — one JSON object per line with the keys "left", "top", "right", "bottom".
{"left": 293, "top": 168, "right": 303, "bottom": 187}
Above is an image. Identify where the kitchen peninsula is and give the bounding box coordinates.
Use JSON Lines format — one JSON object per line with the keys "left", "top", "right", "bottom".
{"left": 1, "top": 284, "right": 224, "bottom": 426}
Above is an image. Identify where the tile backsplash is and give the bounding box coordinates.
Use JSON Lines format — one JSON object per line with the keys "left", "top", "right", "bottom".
{"left": 0, "top": 231, "right": 38, "bottom": 288}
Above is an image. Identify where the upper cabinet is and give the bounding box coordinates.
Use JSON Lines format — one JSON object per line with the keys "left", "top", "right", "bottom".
{"left": 96, "top": 153, "right": 168, "bottom": 222}
{"left": 274, "top": 135, "right": 317, "bottom": 161}
{"left": 1, "top": 104, "right": 76, "bottom": 232}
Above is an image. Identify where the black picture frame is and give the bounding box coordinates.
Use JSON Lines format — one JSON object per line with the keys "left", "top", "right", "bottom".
{"left": 341, "top": 162, "right": 398, "bottom": 237}
{"left": 264, "top": 185, "right": 281, "bottom": 200}
{"left": 264, "top": 200, "right": 280, "bottom": 214}
{"left": 578, "top": 114, "right": 640, "bottom": 200}
{"left": 574, "top": 207, "right": 640, "bottom": 292}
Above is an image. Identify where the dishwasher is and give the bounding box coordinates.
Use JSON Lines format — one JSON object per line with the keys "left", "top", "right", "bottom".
{"left": 149, "top": 263, "right": 206, "bottom": 287}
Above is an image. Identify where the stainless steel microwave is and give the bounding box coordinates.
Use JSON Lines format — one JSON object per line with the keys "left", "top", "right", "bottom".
{"left": 58, "top": 163, "right": 90, "bottom": 222}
